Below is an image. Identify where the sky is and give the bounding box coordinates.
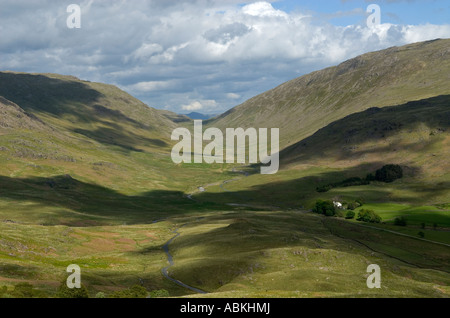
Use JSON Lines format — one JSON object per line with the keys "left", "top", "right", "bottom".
{"left": 0, "top": 0, "right": 449, "bottom": 115}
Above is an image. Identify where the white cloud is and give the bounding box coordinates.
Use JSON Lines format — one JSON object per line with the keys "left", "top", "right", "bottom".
{"left": 182, "top": 100, "right": 217, "bottom": 111}
{"left": 242, "top": 2, "right": 288, "bottom": 18}
{"left": 0, "top": 0, "right": 449, "bottom": 114}
{"left": 129, "top": 81, "right": 174, "bottom": 93}
{"left": 226, "top": 93, "right": 241, "bottom": 99}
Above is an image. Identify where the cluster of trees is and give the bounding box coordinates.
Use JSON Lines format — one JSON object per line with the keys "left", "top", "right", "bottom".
{"left": 371, "top": 164, "right": 404, "bottom": 183}
{"left": 312, "top": 199, "right": 364, "bottom": 217}
{"left": 312, "top": 200, "right": 382, "bottom": 224}
{"left": 110, "top": 285, "right": 149, "bottom": 298}
{"left": 317, "top": 177, "right": 370, "bottom": 193}
{"left": 317, "top": 164, "right": 403, "bottom": 193}
{"left": 356, "top": 209, "right": 382, "bottom": 223}
{"left": 312, "top": 200, "right": 337, "bottom": 216}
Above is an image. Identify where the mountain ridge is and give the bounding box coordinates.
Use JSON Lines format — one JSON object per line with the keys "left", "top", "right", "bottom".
{"left": 208, "top": 39, "right": 450, "bottom": 149}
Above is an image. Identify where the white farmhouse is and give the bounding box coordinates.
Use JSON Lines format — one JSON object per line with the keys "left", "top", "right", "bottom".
{"left": 333, "top": 201, "right": 343, "bottom": 209}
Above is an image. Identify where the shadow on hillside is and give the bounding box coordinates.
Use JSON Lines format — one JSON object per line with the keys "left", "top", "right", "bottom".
{"left": 0, "top": 72, "right": 168, "bottom": 151}
{"left": 129, "top": 208, "right": 450, "bottom": 295}
{"left": 0, "top": 161, "right": 447, "bottom": 226}
{"left": 195, "top": 162, "right": 444, "bottom": 206}
{"left": 281, "top": 95, "right": 450, "bottom": 165}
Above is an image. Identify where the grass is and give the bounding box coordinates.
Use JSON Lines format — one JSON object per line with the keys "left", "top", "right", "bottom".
{"left": 149, "top": 211, "right": 450, "bottom": 297}
{"left": 0, "top": 40, "right": 449, "bottom": 297}
{"left": 1, "top": 210, "right": 448, "bottom": 298}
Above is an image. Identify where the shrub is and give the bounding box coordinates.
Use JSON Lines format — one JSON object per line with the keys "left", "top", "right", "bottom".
{"left": 56, "top": 281, "right": 89, "bottom": 298}
{"left": 0, "top": 286, "right": 8, "bottom": 297}
{"left": 375, "top": 165, "right": 403, "bottom": 183}
{"left": 316, "top": 185, "right": 333, "bottom": 193}
{"left": 95, "top": 292, "right": 106, "bottom": 298}
{"left": 10, "top": 283, "right": 47, "bottom": 298}
{"left": 312, "top": 200, "right": 336, "bottom": 217}
{"left": 357, "top": 209, "right": 381, "bottom": 223}
{"left": 347, "top": 201, "right": 360, "bottom": 210}
{"left": 316, "top": 177, "right": 370, "bottom": 193}
{"left": 394, "top": 216, "right": 407, "bottom": 226}
{"left": 345, "top": 211, "right": 355, "bottom": 219}
{"left": 111, "top": 285, "right": 148, "bottom": 298}
{"left": 335, "top": 209, "right": 345, "bottom": 218}
{"left": 418, "top": 232, "right": 425, "bottom": 238}
{"left": 340, "top": 177, "right": 370, "bottom": 187}
{"left": 149, "top": 289, "right": 170, "bottom": 298}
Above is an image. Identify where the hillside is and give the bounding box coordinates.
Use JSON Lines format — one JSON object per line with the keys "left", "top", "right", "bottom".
{"left": 281, "top": 95, "right": 450, "bottom": 180}
{"left": 0, "top": 42, "right": 448, "bottom": 299}
{"left": 0, "top": 72, "right": 176, "bottom": 153}
{"left": 208, "top": 39, "right": 450, "bottom": 148}
{"left": 0, "top": 72, "right": 229, "bottom": 198}
{"left": 0, "top": 96, "right": 51, "bottom": 132}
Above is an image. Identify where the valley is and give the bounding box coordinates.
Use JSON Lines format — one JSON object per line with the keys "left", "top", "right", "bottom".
{"left": 0, "top": 39, "right": 449, "bottom": 298}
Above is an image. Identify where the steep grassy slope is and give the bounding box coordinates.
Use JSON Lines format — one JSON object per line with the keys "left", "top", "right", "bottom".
{"left": 0, "top": 72, "right": 176, "bottom": 153}
{"left": 0, "top": 72, "right": 235, "bottom": 212}
{"left": 0, "top": 40, "right": 449, "bottom": 298}
{"left": 0, "top": 97, "right": 51, "bottom": 132}
{"left": 281, "top": 95, "right": 450, "bottom": 180}
{"left": 161, "top": 211, "right": 450, "bottom": 297}
{"left": 209, "top": 39, "right": 450, "bottom": 148}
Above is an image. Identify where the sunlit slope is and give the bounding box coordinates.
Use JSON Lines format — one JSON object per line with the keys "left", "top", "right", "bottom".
{"left": 209, "top": 39, "right": 450, "bottom": 148}
{"left": 0, "top": 72, "right": 230, "bottom": 199}
{"left": 281, "top": 95, "right": 450, "bottom": 181}
{"left": 0, "top": 72, "right": 175, "bottom": 153}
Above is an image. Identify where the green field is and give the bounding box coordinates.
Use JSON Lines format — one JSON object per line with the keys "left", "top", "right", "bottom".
{"left": 0, "top": 157, "right": 448, "bottom": 298}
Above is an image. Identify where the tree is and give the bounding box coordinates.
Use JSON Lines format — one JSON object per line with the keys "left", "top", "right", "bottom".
{"left": 111, "top": 285, "right": 148, "bottom": 298}
{"left": 375, "top": 165, "right": 403, "bottom": 183}
{"left": 357, "top": 209, "right": 381, "bottom": 223}
{"left": 312, "top": 200, "right": 336, "bottom": 217}
{"left": 394, "top": 216, "right": 407, "bottom": 226}
{"left": 56, "top": 281, "right": 89, "bottom": 298}
{"left": 149, "top": 289, "right": 170, "bottom": 298}
{"left": 95, "top": 292, "right": 106, "bottom": 298}
{"left": 347, "top": 201, "right": 360, "bottom": 210}
{"left": 345, "top": 211, "right": 355, "bottom": 219}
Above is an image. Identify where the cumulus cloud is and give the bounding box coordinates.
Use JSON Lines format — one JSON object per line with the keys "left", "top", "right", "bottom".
{"left": 182, "top": 100, "right": 218, "bottom": 111}
{"left": 226, "top": 93, "right": 241, "bottom": 100}
{"left": 0, "top": 0, "right": 449, "bottom": 114}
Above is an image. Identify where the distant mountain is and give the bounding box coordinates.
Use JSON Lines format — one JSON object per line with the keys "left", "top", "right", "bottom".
{"left": 185, "top": 112, "right": 217, "bottom": 120}
{"left": 208, "top": 39, "right": 450, "bottom": 149}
